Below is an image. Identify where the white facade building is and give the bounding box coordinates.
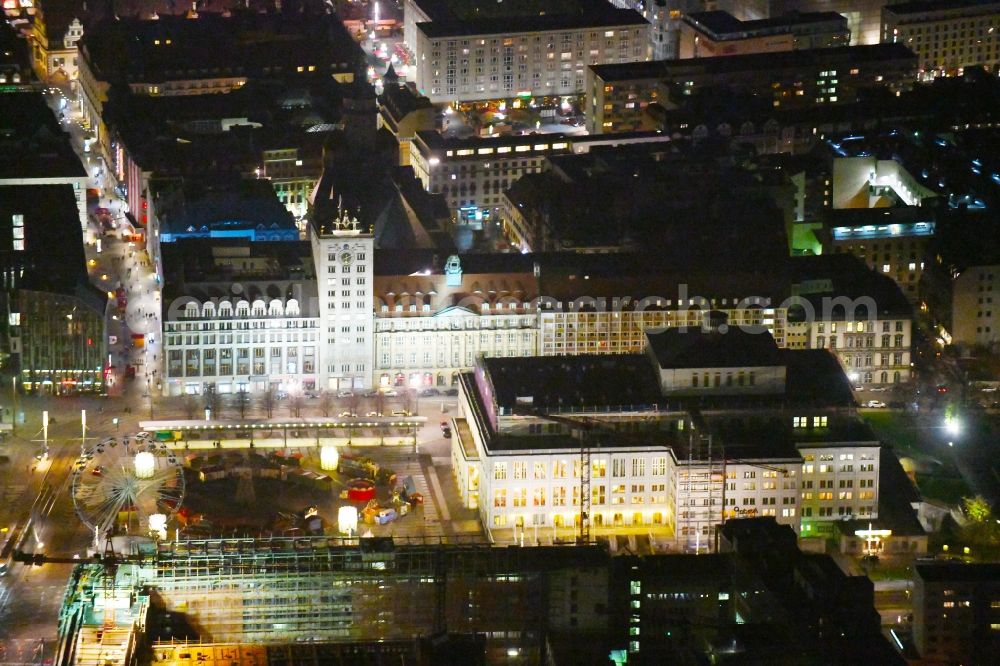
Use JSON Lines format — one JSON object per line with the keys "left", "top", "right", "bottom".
{"left": 159, "top": 241, "right": 320, "bottom": 396}
{"left": 374, "top": 257, "right": 539, "bottom": 388}
{"left": 404, "top": 0, "right": 650, "bottom": 103}
{"left": 310, "top": 210, "right": 375, "bottom": 391}
{"left": 452, "top": 330, "right": 887, "bottom": 550}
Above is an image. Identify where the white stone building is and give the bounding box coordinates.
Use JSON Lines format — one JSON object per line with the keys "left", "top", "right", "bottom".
{"left": 452, "top": 328, "right": 888, "bottom": 551}
{"left": 160, "top": 240, "right": 320, "bottom": 396}
{"left": 403, "top": 0, "right": 650, "bottom": 103}
{"left": 309, "top": 209, "right": 376, "bottom": 391}
{"left": 374, "top": 256, "right": 538, "bottom": 388}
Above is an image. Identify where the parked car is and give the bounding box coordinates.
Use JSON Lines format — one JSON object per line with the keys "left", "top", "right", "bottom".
{"left": 366, "top": 411, "right": 383, "bottom": 417}
{"left": 865, "top": 400, "right": 887, "bottom": 408}
{"left": 444, "top": 388, "right": 459, "bottom": 396}
{"left": 383, "top": 389, "right": 399, "bottom": 397}
{"left": 419, "top": 388, "right": 441, "bottom": 397}
{"left": 442, "top": 428, "right": 452, "bottom": 439}
{"left": 337, "top": 390, "right": 354, "bottom": 398}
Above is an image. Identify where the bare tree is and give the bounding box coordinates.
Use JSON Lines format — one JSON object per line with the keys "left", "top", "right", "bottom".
{"left": 262, "top": 388, "right": 275, "bottom": 419}
{"left": 182, "top": 395, "right": 199, "bottom": 420}
{"left": 237, "top": 388, "right": 249, "bottom": 420}
{"left": 205, "top": 386, "right": 220, "bottom": 419}
{"left": 319, "top": 392, "right": 333, "bottom": 417}
{"left": 347, "top": 393, "right": 361, "bottom": 417}
{"left": 289, "top": 393, "right": 304, "bottom": 418}
{"left": 401, "top": 390, "right": 415, "bottom": 416}
{"left": 373, "top": 392, "right": 386, "bottom": 417}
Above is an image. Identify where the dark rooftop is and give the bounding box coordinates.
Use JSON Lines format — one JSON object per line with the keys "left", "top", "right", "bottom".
{"left": 885, "top": 0, "right": 1000, "bottom": 16}
{"left": 824, "top": 206, "right": 936, "bottom": 229}
{"left": 0, "top": 185, "right": 103, "bottom": 304}
{"left": 152, "top": 177, "right": 297, "bottom": 242}
{"left": 80, "top": 10, "right": 363, "bottom": 84}
{"left": 788, "top": 254, "right": 914, "bottom": 318}
{"left": 590, "top": 43, "right": 916, "bottom": 82}
{"left": 685, "top": 10, "right": 847, "bottom": 38}
{"left": 102, "top": 79, "right": 340, "bottom": 175}
{"left": 0, "top": 92, "right": 87, "bottom": 180}
{"left": 483, "top": 354, "right": 663, "bottom": 412}
{"left": 915, "top": 561, "right": 1000, "bottom": 582}
{"left": 411, "top": 0, "right": 646, "bottom": 38}
{"left": 782, "top": 349, "right": 856, "bottom": 407}
{"left": 646, "top": 328, "right": 784, "bottom": 370}
{"left": 160, "top": 238, "right": 318, "bottom": 316}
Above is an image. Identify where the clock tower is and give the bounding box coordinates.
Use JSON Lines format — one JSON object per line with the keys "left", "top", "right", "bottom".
{"left": 309, "top": 207, "right": 375, "bottom": 392}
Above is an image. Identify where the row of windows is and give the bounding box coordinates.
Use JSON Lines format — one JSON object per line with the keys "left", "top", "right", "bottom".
{"left": 493, "top": 457, "right": 669, "bottom": 480}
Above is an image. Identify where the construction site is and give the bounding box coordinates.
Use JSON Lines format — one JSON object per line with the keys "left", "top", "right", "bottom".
{"left": 57, "top": 537, "right": 611, "bottom": 666}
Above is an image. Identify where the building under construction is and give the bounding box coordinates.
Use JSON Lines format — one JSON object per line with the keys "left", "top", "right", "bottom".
{"left": 54, "top": 520, "right": 914, "bottom": 665}
{"left": 56, "top": 536, "right": 612, "bottom": 666}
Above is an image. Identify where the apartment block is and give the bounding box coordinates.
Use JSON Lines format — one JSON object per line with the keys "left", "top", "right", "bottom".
{"left": 587, "top": 43, "right": 916, "bottom": 133}
{"left": 404, "top": 0, "right": 649, "bottom": 103}
{"left": 913, "top": 562, "right": 1000, "bottom": 664}
{"left": 824, "top": 207, "right": 935, "bottom": 302}
{"left": 883, "top": 0, "right": 1000, "bottom": 78}
{"left": 951, "top": 264, "right": 1000, "bottom": 350}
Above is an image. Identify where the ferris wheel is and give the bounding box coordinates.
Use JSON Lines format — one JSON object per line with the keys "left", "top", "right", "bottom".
{"left": 71, "top": 433, "right": 185, "bottom": 540}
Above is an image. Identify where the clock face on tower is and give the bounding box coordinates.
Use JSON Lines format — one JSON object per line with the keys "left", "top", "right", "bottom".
{"left": 340, "top": 251, "right": 353, "bottom": 265}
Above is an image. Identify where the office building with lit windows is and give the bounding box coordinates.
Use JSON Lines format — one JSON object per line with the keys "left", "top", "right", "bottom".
{"left": 882, "top": 0, "right": 1000, "bottom": 78}
{"left": 822, "top": 206, "right": 936, "bottom": 302}
{"left": 160, "top": 239, "right": 320, "bottom": 397}
{"left": 404, "top": 0, "right": 650, "bottom": 103}
{"left": 409, "top": 129, "right": 673, "bottom": 226}
{"left": 586, "top": 43, "right": 916, "bottom": 133}
{"left": 452, "top": 326, "right": 887, "bottom": 551}
{"left": 788, "top": 254, "right": 914, "bottom": 387}
{"left": 374, "top": 253, "right": 539, "bottom": 389}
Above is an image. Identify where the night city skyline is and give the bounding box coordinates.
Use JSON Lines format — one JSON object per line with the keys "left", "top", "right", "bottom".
{"left": 1, "top": 0, "right": 1000, "bottom": 664}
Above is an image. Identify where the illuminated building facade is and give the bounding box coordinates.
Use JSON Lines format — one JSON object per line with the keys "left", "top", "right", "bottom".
{"left": 454, "top": 329, "right": 884, "bottom": 551}
{"left": 883, "top": 0, "right": 1000, "bottom": 78}
{"left": 160, "top": 239, "right": 320, "bottom": 397}
{"left": 404, "top": 0, "right": 649, "bottom": 103}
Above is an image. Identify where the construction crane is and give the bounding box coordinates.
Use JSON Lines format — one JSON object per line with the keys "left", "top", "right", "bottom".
{"left": 521, "top": 410, "right": 608, "bottom": 544}
{"left": 524, "top": 409, "right": 660, "bottom": 544}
